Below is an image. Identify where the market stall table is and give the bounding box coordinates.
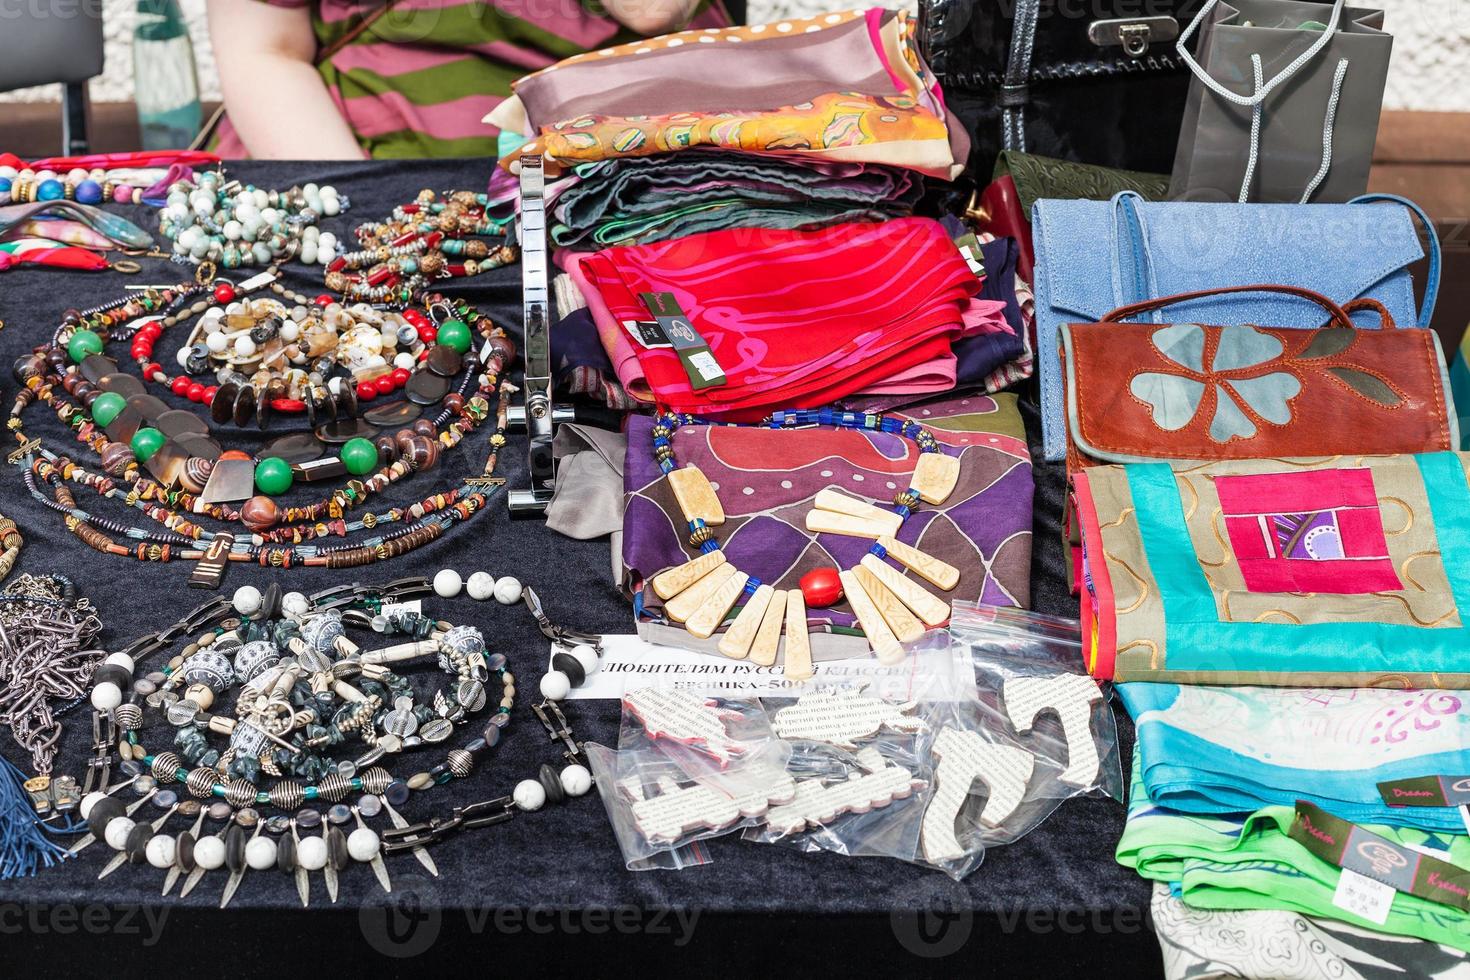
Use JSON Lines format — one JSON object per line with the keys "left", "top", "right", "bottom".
{"left": 0, "top": 160, "right": 1152, "bottom": 974}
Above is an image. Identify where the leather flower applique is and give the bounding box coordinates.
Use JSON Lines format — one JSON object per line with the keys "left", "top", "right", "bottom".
{"left": 1129, "top": 323, "right": 1302, "bottom": 442}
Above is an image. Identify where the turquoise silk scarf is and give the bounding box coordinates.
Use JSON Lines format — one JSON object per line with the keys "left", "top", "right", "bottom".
{"left": 1120, "top": 683, "right": 1470, "bottom": 832}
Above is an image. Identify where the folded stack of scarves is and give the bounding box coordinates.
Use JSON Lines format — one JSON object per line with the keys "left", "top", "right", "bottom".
{"left": 491, "top": 8, "right": 965, "bottom": 180}
{"left": 551, "top": 230, "right": 1029, "bottom": 413}
{"left": 1120, "top": 684, "right": 1470, "bottom": 832}
{"left": 546, "top": 151, "right": 922, "bottom": 249}
{"left": 1119, "top": 682, "right": 1470, "bottom": 952}
{"left": 486, "top": 8, "right": 965, "bottom": 252}
{"left": 569, "top": 217, "right": 1009, "bottom": 418}
{"left": 1118, "top": 761, "right": 1470, "bottom": 953}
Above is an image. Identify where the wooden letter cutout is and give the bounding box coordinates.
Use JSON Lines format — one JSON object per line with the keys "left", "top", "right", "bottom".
{"left": 1004, "top": 673, "right": 1104, "bottom": 788}
{"left": 772, "top": 687, "right": 925, "bottom": 749}
{"left": 921, "top": 728, "right": 1035, "bottom": 862}
{"left": 623, "top": 688, "right": 750, "bottom": 766}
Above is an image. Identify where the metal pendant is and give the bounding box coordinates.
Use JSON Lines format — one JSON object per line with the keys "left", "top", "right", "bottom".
{"left": 163, "top": 807, "right": 207, "bottom": 896}
{"left": 379, "top": 796, "right": 438, "bottom": 877}
{"left": 70, "top": 785, "right": 153, "bottom": 855}
{"left": 353, "top": 806, "right": 391, "bottom": 894}
{"left": 99, "top": 800, "right": 177, "bottom": 880}
{"left": 219, "top": 822, "right": 261, "bottom": 909}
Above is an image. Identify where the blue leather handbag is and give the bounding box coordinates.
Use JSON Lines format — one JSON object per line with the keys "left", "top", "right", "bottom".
{"left": 1031, "top": 191, "right": 1442, "bottom": 461}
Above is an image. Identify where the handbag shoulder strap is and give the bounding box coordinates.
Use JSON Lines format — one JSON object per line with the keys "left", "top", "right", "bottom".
{"left": 1350, "top": 192, "right": 1441, "bottom": 327}
{"left": 1000, "top": 0, "right": 1040, "bottom": 151}
{"left": 1101, "top": 283, "right": 1373, "bottom": 330}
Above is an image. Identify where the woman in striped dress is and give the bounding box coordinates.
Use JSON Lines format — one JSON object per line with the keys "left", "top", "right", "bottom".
{"left": 208, "top": 0, "right": 729, "bottom": 159}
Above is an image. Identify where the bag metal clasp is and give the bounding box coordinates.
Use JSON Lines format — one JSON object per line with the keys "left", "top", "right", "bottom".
{"left": 1088, "top": 16, "right": 1179, "bottom": 58}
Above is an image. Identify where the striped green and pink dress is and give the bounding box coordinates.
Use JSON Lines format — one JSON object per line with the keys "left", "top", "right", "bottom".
{"left": 225, "top": 0, "right": 728, "bottom": 158}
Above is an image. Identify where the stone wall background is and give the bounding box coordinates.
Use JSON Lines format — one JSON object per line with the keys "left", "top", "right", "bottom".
{"left": 1, "top": 0, "right": 1465, "bottom": 110}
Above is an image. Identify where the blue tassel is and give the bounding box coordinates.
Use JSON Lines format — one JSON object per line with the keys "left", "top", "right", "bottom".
{"left": 0, "top": 755, "right": 70, "bottom": 880}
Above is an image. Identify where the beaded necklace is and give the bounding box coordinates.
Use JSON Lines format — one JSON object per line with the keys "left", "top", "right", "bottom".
{"left": 10, "top": 294, "right": 514, "bottom": 576}
{"left": 159, "top": 170, "right": 345, "bottom": 268}
{"left": 326, "top": 189, "right": 516, "bottom": 303}
{"left": 0, "top": 163, "right": 180, "bottom": 207}
{"left": 58, "top": 580, "right": 599, "bottom": 903}
{"left": 647, "top": 408, "right": 963, "bottom": 670}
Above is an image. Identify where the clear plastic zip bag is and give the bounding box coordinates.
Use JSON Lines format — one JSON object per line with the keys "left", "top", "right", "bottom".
{"left": 588, "top": 685, "right": 798, "bottom": 871}
{"left": 740, "top": 640, "right": 974, "bottom": 870}
{"left": 918, "top": 602, "right": 1122, "bottom": 857}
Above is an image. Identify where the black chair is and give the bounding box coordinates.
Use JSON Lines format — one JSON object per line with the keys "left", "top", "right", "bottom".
{"left": 0, "top": 1, "right": 106, "bottom": 154}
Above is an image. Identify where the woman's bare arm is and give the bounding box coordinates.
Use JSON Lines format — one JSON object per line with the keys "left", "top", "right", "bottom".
{"left": 601, "top": 0, "right": 703, "bottom": 36}
{"left": 207, "top": 0, "right": 366, "bottom": 159}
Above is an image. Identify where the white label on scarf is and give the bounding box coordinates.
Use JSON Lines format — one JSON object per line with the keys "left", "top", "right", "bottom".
{"left": 687, "top": 350, "right": 724, "bottom": 383}
{"left": 1333, "top": 869, "right": 1394, "bottom": 925}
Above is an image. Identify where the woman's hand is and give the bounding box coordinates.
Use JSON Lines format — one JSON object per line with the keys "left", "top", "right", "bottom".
{"left": 207, "top": 0, "right": 366, "bottom": 159}
{"left": 601, "top": 0, "right": 704, "bottom": 36}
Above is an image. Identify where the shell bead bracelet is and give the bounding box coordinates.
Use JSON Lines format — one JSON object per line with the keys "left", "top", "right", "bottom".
{"left": 159, "top": 170, "right": 347, "bottom": 268}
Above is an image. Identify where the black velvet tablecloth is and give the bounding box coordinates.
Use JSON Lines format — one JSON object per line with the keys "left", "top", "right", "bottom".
{"left": 0, "top": 160, "right": 1155, "bottom": 974}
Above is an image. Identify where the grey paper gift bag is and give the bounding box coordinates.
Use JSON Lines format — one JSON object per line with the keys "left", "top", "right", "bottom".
{"left": 1169, "top": 0, "right": 1392, "bottom": 203}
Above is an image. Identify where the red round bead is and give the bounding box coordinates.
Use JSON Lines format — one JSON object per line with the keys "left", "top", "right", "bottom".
{"left": 373, "top": 375, "right": 396, "bottom": 396}
{"left": 143, "top": 362, "right": 162, "bottom": 380}
{"left": 170, "top": 376, "right": 191, "bottom": 396}
{"left": 799, "top": 567, "right": 844, "bottom": 608}
{"left": 356, "top": 381, "right": 378, "bottom": 401}
{"left": 186, "top": 383, "right": 206, "bottom": 402}
{"left": 389, "top": 368, "right": 411, "bottom": 386}
{"left": 402, "top": 309, "right": 430, "bottom": 328}
{"left": 314, "top": 294, "right": 334, "bottom": 307}
{"left": 130, "top": 343, "right": 149, "bottom": 360}
{"left": 203, "top": 386, "right": 218, "bottom": 405}
{"left": 212, "top": 282, "right": 236, "bottom": 304}
{"left": 416, "top": 325, "right": 437, "bottom": 345}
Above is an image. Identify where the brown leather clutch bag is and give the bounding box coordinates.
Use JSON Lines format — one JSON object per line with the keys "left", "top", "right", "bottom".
{"left": 1060, "top": 284, "right": 1458, "bottom": 469}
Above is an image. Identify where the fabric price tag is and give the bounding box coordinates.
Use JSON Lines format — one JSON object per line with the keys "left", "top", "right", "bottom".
{"left": 1333, "top": 868, "right": 1394, "bottom": 925}
{"left": 381, "top": 599, "right": 422, "bottom": 617}
{"left": 640, "top": 292, "right": 726, "bottom": 390}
